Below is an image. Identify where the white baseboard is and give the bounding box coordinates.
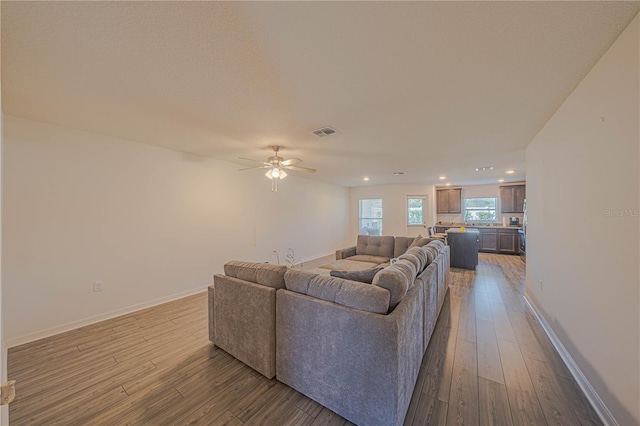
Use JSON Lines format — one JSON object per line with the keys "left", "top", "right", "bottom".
{"left": 6, "top": 287, "right": 207, "bottom": 348}
{"left": 523, "top": 296, "right": 618, "bottom": 426}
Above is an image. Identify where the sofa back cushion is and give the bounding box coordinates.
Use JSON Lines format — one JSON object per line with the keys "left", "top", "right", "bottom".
{"left": 224, "top": 261, "right": 287, "bottom": 289}
{"left": 393, "top": 236, "right": 415, "bottom": 258}
{"left": 285, "top": 270, "right": 390, "bottom": 314}
{"left": 426, "top": 239, "right": 445, "bottom": 252}
{"left": 372, "top": 258, "right": 416, "bottom": 311}
{"left": 423, "top": 245, "right": 439, "bottom": 265}
{"left": 356, "top": 235, "right": 395, "bottom": 258}
{"left": 329, "top": 268, "right": 383, "bottom": 284}
{"left": 410, "top": 236, "right": 432, "bottom": 249}
{"left": 399, "top": 246, "right": 429, "bottom": 273}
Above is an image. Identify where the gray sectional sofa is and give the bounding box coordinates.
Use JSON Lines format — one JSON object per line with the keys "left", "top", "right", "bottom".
{"left": 208, "top": 235, "right": 450, "bottom": 426}
{"left": 318, "top": 234, "right": 429, "bottom": 272}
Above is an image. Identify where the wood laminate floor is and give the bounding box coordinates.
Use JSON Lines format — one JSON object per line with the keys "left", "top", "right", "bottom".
{"left": 9, "top": 254, "right": 600, "bottom": 425}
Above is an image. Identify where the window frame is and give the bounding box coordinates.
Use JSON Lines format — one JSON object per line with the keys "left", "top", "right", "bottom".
{"left": 407, "top": 196, "right": 426, "bottom": 227}
{"left": 463, "top": 197, "right": 498, "bottom": 223}
{"left": 358, "top": 198, "right": 383, "bottom": 236}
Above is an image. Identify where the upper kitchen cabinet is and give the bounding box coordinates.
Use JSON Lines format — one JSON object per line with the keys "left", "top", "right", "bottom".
{"left": 500, "top": 184, "right": 526, "bottom": 213}
{"left": 437, "top": 188, "right": 462, "bottom": 214}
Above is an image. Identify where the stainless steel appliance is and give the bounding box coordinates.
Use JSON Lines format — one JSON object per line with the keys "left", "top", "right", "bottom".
{"left": 509, "top": 217, "right": 520, "bottom": 226}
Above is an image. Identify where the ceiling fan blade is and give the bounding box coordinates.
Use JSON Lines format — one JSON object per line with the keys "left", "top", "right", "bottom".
{"left": 284, "top": 165, "right": 316, "bottom": 173}
{"left": 280, "top": 158, "right": 302, "bottom": 166}
{"left": 238, "top": 157, "right": 270, "bottom": 166}
{"left": 239, "top": 165, "right": 271, "bottom": 171}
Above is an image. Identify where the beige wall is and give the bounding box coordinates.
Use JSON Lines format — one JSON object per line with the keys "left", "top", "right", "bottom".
{"left": 349, "top": 184, "right": 436, "bottom": 240}
{"left": 0, "top": 22, "right": 7, "bottom": 420}
{"left": 436, "top": 182, "right": 524, "bottom": 225}
{"left": 526, "top": 14, "right": 639, "bottom": 425}
{"left": 2, "top": 116, "right": 350, "bottom": 345}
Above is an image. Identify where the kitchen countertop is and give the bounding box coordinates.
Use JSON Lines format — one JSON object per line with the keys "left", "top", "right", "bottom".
{"left": 437, "top": 224, "right": 522, "bottom": 230}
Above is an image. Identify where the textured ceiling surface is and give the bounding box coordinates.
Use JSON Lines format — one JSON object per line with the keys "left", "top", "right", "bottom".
{"left": 3, "top": 2, "right": 639, "bottom": 186}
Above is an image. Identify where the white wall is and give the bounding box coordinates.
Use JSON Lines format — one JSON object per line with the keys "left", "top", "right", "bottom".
{"left": 2, "top": 116, "right": 350, "bottom": 345}
{"left": 0, "top": 57, "right": 7, "bottom": 426}
{"left": 349, "top": 184, "right": 436, "bottom": 239}
{"left": 436, "top": 183, "right": 525, "bottom": 225}
{"left": 526, "top": 14, "right": 639, "bottom": 425}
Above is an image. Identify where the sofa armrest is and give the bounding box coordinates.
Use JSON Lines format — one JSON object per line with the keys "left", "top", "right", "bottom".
{"left": 336, "top": 246, "right": 356, "bottom": 260}
{"left": 212, "top": 274, "right": 278, "bottom": 378}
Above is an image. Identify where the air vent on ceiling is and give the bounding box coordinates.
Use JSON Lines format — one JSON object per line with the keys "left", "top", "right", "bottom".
{"left": 312, "top": 127, "right": 337, "bottom": 138}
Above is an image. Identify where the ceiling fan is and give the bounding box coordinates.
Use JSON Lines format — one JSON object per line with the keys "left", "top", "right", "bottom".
{"left": 239, "top": 145, "right": 316, "bottom": 192}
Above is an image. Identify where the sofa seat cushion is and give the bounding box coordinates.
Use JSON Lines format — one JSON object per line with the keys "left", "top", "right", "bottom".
{"left": 330, "top": 267, "right": 383, "bottom": 284}
{"left": 285, "top": 270, "right": 390, "bottom": 314}
{"left": 348, "top": 254, "right": 390, "bottom": 264}
{"left": 356, "top": 235, "right": 395, "bottom": 258}
{"left": 319, "top": 259, "right": 380, "bottom": 272}
{"left": 372, "top": 258, "right": 417, "bottom": 311}
{"left": 223, "top": 261, "right": 287, "bottom": 289}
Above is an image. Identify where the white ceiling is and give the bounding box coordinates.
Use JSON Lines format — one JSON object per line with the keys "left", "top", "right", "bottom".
{"left": 3, "top": 1, "right": 639, "bottom": 187}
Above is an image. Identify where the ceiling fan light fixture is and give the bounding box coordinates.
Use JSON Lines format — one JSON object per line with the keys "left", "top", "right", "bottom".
{"left": 266, "top": 168, "right": 287, "bottom": 180}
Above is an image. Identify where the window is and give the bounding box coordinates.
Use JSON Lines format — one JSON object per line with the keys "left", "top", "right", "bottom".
{"left": 464, "top": 197, "right": 498, "bottom": 223}
{"left": 359, "top": 199, "right": 383, "bottom": 235}
{"left": 407, "top": 197, "right": 425, "bottom": 226}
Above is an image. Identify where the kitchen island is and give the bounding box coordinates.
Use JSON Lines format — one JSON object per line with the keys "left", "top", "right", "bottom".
{"left": 446, "top": 228, "right": 479, "bottom": 269}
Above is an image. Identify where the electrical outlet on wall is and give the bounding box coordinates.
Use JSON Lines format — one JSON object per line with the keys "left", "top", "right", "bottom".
{"left": 93, "top": 281, "right": 104, "bottom": 292}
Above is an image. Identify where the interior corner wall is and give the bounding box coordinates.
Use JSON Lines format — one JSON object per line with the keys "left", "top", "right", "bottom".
{"left": 348, "top": 184, "right": 436, "bottom": 239}
{"left": 2, "top": 116, "right": 350, "bottom": 345}
{"left": 526, "top": 14, "right": 639, "bottom": 425}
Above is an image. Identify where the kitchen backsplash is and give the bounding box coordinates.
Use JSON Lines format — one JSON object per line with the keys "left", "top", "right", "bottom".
{"left": 436, "top": 213, "right": 524, "bottom": 225}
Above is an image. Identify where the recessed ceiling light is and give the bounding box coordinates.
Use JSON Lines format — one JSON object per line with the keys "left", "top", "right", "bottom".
{"left": 475, "top": 166, "right": 494, "bottom": 172}
{"left": 363, "top": 177, "right": 370, "bottom": 181}
{"left": 393, "top": 172, "right": 405, "bottom": 176}
{"left": 446, "top": 183, "right": 451, "bottom": 186}
{"left": 498, "top": 179, "right": 505, "bottom": 183}
{"left": 505, "top": 170, "right": 515, "bottom": 174}
{"left": 439, "top": 176, "right": 446, "bottom": 180}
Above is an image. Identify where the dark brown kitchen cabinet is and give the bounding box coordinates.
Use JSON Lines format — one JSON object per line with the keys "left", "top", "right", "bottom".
{"left": 477, "top": 227, "right": 519, "bottom": 254}
{"left": 500, "top": 185, "right": 526, "bottom": 213}
{"left": 479, "top": 229, "right": 498, "bottom": 252}
{"left": 436, "top": 188, "right": 462, "bottom": 214}
{"left": 498, "top": 231, "right": 517, "bottom": 253}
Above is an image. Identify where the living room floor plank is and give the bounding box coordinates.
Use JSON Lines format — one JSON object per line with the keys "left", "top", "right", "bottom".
{"left": 9, "top": 254, "right": 601, "bottom": 426}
